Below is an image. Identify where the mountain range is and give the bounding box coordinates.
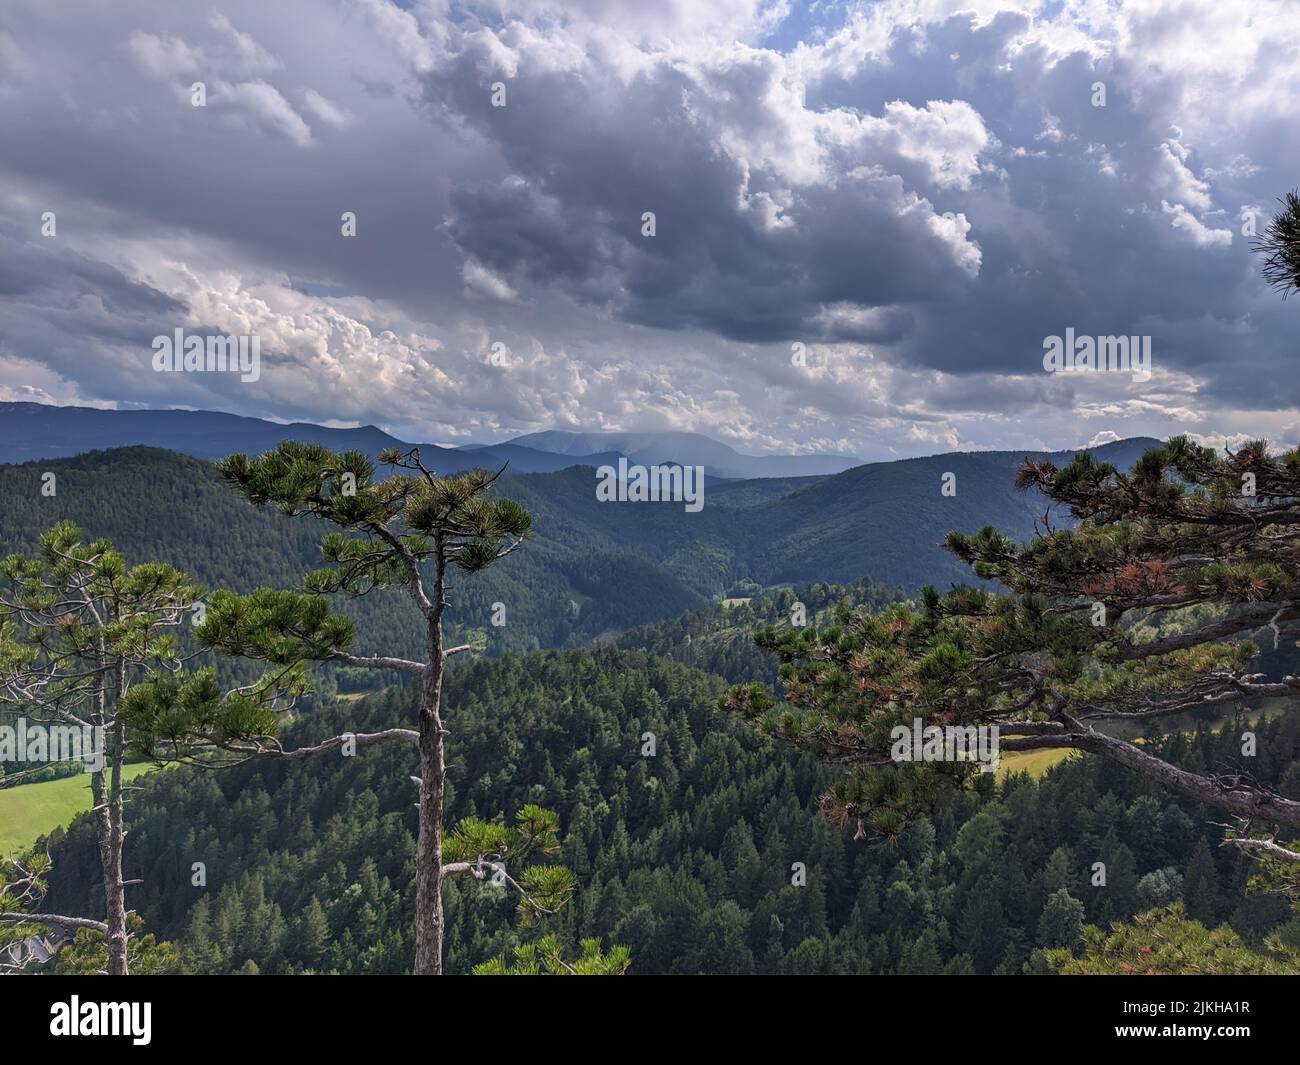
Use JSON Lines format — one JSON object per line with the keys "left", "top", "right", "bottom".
{"left": 0, "top": 403, "right": 855, "bottom": 478}
{"left": 0, "top": 401, "right": 1162, "bottom": 659}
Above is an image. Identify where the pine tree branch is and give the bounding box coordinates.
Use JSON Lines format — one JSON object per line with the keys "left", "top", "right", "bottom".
{"left": 206, "top": 727, "right": 419, "bottom": 759}
{"left": 995, "top": 721, "right": 1065, "bottom": 735}
{"left": 1220, "top": 837, "right": 1300, "bottom": 863}
{"left": 327, "top": 650, "right": 426, "bottom": 674}
{"left": 0, "top": 912, "right": 108, "bottom": 933}
{"left": 1000, "top": 728, "right": 1300, "bottom": 827}
{"left": 1117, "top": 604, "right": 1299, "bottom": 660}
{"left": 440, "top": 859, "right": 564, "bottom": 917}
{"left": 368, "top": 521, "right": 435, "bottom": 620}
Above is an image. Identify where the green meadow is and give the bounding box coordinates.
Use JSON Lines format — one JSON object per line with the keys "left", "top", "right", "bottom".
{"left": 0, "top": 763, "right": 156, "bottom": 857}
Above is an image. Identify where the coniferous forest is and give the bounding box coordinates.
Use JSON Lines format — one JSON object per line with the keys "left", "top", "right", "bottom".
{"left": 5, "top": 444, "right": 1300, "bottom": 980}
{"left": 34, "top": 652, "right": 1300, "bottom": 975}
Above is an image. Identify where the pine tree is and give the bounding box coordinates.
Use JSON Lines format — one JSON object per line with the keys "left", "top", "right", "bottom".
{"left": 1048, "top": 904, "right": 1300, "bottom": 975}
{"left": 119, "top": 443, "right": 577, "bottom": 975}
{"left": 1253, "top": 189, "right": 1300, "bottom": 296}
{"left": 959, "top": 881, "right": 1007, "bottom": 974}
{"left": 1183, "top": 837, "right": 1222, "bottom": 925}
{"left": 724, "top": 435, "right": 1300, "bottom": 863}
{"left": 0, "top": 522, "right": 199, "bottom": 973}
{"left": 1037, "top": 888, "right": 1085, "bottom": 951}
{"left": 897, "top": 931, "right": 943, "bottom": 974}
{"left": 473, "top": 935, "right": 631, "bottom": 975}
{"left": 724, "top": 197, "right": 1300, "bottom": 864}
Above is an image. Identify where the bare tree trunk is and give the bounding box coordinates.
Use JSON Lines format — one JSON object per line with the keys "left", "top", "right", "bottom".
{"left": 90, "top": 728, "right": 129, "bottom": 976}
{"left": 105, "top": 720, "right": 129, "bottom": 976}
{"left": 87, "top": 655, "right": 129, "bottom": 977}
{"left": 413, "top": 548, "right": 447, "bottom": 975}
{"left": 413, "top": 703, "right": 446, "bottom": 975}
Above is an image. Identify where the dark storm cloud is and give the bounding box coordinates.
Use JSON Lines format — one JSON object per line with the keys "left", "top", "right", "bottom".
{"left": 421, "top": 3, "right": 1297, "bottom": 418}
{"left": 426, "top": 39, "right": 983, "bottom": 343}
{"left": 0, "top": 227, "right": 183, "bottom": 365}
{"left": 0, "top": 227, "right": 274, "bottom": 412}
{"left": 0, "top": 230, "right": 183, "bottom": 319}
{"left": 798, "top": 11, "right": 1280, "bottom": 384}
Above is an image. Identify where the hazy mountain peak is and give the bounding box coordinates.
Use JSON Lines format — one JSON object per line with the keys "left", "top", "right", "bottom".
{"left": 507, "top": 429, "right": 862, "bottom": 480}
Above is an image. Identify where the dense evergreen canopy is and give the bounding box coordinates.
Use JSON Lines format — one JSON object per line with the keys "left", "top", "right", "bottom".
{"left": 725, "top": 438, "right": 1300, "bottom": 865}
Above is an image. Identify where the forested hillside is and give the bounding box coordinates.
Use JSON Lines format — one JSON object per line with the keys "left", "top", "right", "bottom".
{"left": 12, "top": 437, "right": 1299, "bottom": 978}
{"left": 609, "top": 577, "right": 910, "bottom": 686}
{"left": 38, "top": 650, "right": 1300, "bottom": 974}
{"left": 0, "top": 448, "right": 707, "bottom": 660}
{"left": 0, "top": 437, "right": 1160, "bottom": 666}
{"left": 0, "top": 402, "right": 630, "bottom": 474}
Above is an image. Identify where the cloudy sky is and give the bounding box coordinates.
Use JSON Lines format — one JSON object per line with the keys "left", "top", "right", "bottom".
{"left": 1, "top": 0, "right": 1297, "bottom": 461}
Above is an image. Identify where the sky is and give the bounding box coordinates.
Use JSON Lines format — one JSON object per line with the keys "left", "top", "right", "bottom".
{"left": 0, "top": 0, "right": 1297, "bottom": 461}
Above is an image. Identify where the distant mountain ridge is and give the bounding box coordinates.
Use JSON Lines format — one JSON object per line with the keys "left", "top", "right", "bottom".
{"left": 0, "top": 402, "right": 622, "bottom": 474}
{"left": 0, "top": 436, "right": 1163, "bottom": 660}
{"left": 506, "top": 429, "right": 861, "bottom": 480}
{"left": 499, "top": 435, "right": 1162, "bottom": 594}
{"left": 0, "top": 403, "right": 852, "bottom": 479}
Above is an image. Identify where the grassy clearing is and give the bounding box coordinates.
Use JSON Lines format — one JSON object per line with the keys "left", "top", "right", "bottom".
{"left": 996, "top": 747, "right": 1075, "bottom": 780}
{"left": 0, "top": 763, "right": 156, "bottom": 857}
{"left": 992, "top": 701, "right": 1285, "bottom": 782}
